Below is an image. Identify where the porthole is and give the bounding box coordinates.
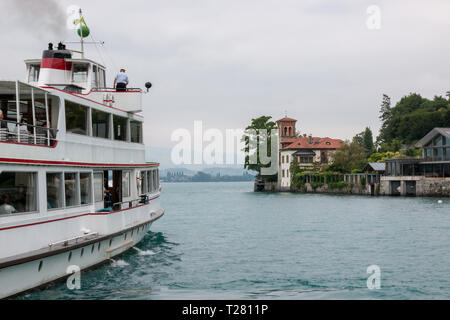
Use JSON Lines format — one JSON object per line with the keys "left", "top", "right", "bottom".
{"left": 80, "top": 248, "right": 84, "bottom": 257}
{"left": 124, "top": 233, "right": 127, "bottom": 240}
{"left": 91, "top": 245, "right": 95, "bottom": 254}
{"left": 98, "top": 242, "right": 101, "bottom": 251}
{"left": 109, "top": 239, "right": 112, "bottom": 247}
{"left": 38, "top": 260, "right": 43, "bottom": 272}
{"left": 68, "top": 252, "right": 72, "bottom": 262}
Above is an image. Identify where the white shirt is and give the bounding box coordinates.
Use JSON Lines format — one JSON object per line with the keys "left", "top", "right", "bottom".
{"left": 115, "top": 72, "right": 128, "bottom": 84}
{"left": 0, "top": 204, "right": 16, "bottom": 214}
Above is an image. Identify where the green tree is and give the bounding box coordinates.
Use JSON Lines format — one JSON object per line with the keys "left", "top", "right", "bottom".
{"left": 376, "top": 94, "right": 392, "bottom": 146}
{"left": 289, "top": 156, "right": 301, "bottom": 178}
{"left": 242, "top": 116, "right": 277, "bottom": 177}
{"left": 353, "top": 127, "right": 374, "bottom": 156}
{"left": 376, "top": 93, "right": 450, "bottom": 149}
{"left": 329, "top": 140, "right": 367, "bottom": 173}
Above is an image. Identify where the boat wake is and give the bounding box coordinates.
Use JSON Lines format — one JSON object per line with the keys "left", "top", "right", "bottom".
{"left": 133, "top": 246, "right": 157, "bottom": 256}
{"left": 109, "top": 258, "right": 130, "bottom": 267}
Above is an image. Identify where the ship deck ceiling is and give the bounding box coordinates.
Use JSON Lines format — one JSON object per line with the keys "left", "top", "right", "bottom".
{"left": 0, "top": 158, "right": 159, "bottom": 168}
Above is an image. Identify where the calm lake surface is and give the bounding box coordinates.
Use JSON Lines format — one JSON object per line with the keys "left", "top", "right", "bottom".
{"left": 20, "top": 181, "right": 450, "bottom": 299}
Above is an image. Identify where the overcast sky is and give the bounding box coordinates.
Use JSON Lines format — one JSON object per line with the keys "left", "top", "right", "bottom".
{"left": 1, "top": 0, "right": 450, "bottom": 154}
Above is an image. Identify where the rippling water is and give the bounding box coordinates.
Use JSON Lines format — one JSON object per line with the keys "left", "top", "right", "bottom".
{"left": 20, "top": 182, "right": 450, "bottom": 299}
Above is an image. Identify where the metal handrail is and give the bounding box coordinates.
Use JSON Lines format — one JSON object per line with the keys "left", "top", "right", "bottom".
{"left": 0, "top": 119, "right": 58, "bottom": 145}
{"left": 48, "top": 232, "right": 98, "bottom": 248}
{"left": 111, "top": 197, "right": 146, "bottom": 211}
{"left": 92, "top": 87, "right": 142, "bottom": 92}
{"left": 0, "top": 119, "right": 58, "bottom": 132}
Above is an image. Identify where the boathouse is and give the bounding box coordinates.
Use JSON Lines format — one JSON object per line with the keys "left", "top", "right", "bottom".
{"left": 380, "top": 128, "right": 450, "bottom": 196}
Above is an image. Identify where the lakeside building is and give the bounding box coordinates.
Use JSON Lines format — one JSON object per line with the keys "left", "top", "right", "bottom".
{"left": 380, "top": 128, "right": 450, "bottom": 196}
{"left": 276, "top": 117, "right": 343, "bottom": 190}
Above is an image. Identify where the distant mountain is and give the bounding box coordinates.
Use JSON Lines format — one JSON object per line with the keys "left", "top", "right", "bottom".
{"left": 201, "top": 167, "right": 256, "bottom": 176}
{"left": 160, "top": 167, "right": 197, "bottom": 176}
{"left": 145, "top": 146, "right": 257, "bottom": 177}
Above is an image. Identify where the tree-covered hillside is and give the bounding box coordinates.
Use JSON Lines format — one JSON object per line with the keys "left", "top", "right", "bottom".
{"left": 377, "top": 93, "right": 450, "bottom": 151}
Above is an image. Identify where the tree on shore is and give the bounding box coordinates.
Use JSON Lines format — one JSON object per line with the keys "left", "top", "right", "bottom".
{"left": 353, "top": 127, "right": 374, "bottom": 156}
{"left": 242, "top": 116, "right": 277, "bottom": 179}
{"left": 375, "top": 93, "right": 450, "bottom": 151}
{"left": 328, "top": 141, "right": 367, "bottom": 173}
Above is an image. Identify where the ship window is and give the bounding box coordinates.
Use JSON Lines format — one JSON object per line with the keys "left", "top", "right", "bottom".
{"left": 91, "top": 65, "right": 98, "bottom": 88}
{"left": 141, "top": 171, "right": 147, "bottom": 194}
{"left": 28, "top": 64, "right": 40, "bottom": 82}
{"left": 0, "top": 172, "right": 37, "bottom": 215}
{"left": 122, "top": 171, "right": 130, "bottom": 198}
{"left": 147, "top": 170, "right": 153, "bottom": 193}
{"left": 99, "top": 68, "right": 106, "bottom": 88}
{"left": 153, "top": 170, "right": 158, "bottom": 192}
{"left": 80, "top": 172, "right": 92, "bottom": 205}
{"left": 94, "top": 172, "right": 104, "bottom": 202}
{"left": 113, "top": 115, "right": 127, "bottom": 141}
{"left": 46, "top": 172, "right": 63, "bottom": 209}
{"left": 92, "top": 109, "right": 110, "bottom": 139}
{"left": 130, "top": 120, "right": 142, "bottom": 143}
{"left": 72, "top": 64, "right": 89, "bottom": 82}
{"left": 64, "top": 172, "right": 79, "bottom": 207}
{"left": 65, "top": 101, "right": 88, "bottom": 135}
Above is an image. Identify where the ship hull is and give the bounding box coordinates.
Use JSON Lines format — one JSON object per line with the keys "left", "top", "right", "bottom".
{"left": 0, "top": 208, "right": 164, "bottom": 299}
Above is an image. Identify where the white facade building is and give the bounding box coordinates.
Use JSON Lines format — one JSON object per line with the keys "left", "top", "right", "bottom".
{"left": 275, "top": 117, "right": 343, "bottom": 190}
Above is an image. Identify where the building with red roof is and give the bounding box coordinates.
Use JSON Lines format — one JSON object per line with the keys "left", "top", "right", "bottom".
{"left": 277, "top": 116, "right": 343, "bottom": 189}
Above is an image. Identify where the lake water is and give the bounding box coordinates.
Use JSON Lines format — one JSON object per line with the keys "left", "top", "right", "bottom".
{"left": 20, "top": 181, "right": 450, "bottom": 299}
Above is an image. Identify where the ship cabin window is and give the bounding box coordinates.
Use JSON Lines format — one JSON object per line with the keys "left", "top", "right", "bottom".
{"left": 122, "top": 171, "right": 131, "bottom": 198}
{"left": 130, "top": 120, "right": 142, "bottom": 143}
{"left": 139, "top": 169, "right": 159, "bottom": 195}
{"left": 46, "top": 172, "right": 63, "bottom": 209}
{"left": 99, "top": 68, "right": 106, "bottom": 88}
{"left": 65, "top": 101, "right": 88, "bottom": 135}
{"left": 113, "top": 115, "right": 127, "bottom": 141}
{"left": 64, "top": 172, "right": 79, "bottom": 207}
{"left": 91, "top": 65, "right": 98, "bottom": 88}
{"left": 72, "top": 64, "right": 89, "bottom": 82}
{"left": 28, "top": 64, "right": 40, "bottom": 82}
{"left": 92, "top": 109, "right": 110, "bottom": 139}
{"left": 141, "top": 171, "right": 147, "bottom": 194}
{"left": 80, "top": 172, "right": 92, "bottom": 205}
{"left": 0, "top": 172, "right": 37, "bottom": 215}
{"left": 147, "top": 170, "right": 153, "bottom": 193}
{"left": 94, "top": 172, "right": 104, "bottom": 203}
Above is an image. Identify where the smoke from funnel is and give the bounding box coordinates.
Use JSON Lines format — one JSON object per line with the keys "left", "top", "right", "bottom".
{"left": 1, "top": 0, "right": 66, "bottom": 40}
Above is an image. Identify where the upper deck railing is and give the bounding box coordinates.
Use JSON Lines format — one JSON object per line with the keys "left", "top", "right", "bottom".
{"left": 0, "top": 120, "right": 58, "bottom": 146}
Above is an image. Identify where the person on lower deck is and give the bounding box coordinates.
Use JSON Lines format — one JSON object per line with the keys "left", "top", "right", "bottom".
{"left": 113, "top": 68, "right": 128, "bottom": 92}
{"left": 0, "top": 195, "right": 17, "bottom": 215}
{"left": 0, "top": 110, "right": 7, "bottom": 129}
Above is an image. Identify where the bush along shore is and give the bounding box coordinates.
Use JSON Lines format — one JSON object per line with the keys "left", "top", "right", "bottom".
{"left": 290, "top": 172, "right": 375, "bottom": 195}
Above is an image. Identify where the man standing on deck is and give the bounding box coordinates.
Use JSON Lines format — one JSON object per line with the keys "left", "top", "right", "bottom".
{"left": 114, "top": 68, "right": 129, "bottom": 91}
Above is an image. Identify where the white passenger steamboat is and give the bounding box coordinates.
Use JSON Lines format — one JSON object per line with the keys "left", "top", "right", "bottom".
{"left": 0, "top": 35, "right": 164, "bottom": 297}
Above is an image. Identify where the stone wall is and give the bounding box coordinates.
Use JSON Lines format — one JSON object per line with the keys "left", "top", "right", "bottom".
{"left": 293, "top": 182, "right": 375, "bottom": 195}
{"left": 380, "top": 176, "right": 450, "bottom": 197}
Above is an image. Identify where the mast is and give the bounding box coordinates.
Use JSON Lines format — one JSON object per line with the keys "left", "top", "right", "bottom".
{"left": 79, "top": 8, "right": 84, "bottom": 58}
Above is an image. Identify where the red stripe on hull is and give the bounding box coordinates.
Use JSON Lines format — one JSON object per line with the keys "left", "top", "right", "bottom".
{"left": 0, "top": 195, "right": 160, "bottom": 231}
{"left": 41, "top": 58, "right": 72, "bottom": 71}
